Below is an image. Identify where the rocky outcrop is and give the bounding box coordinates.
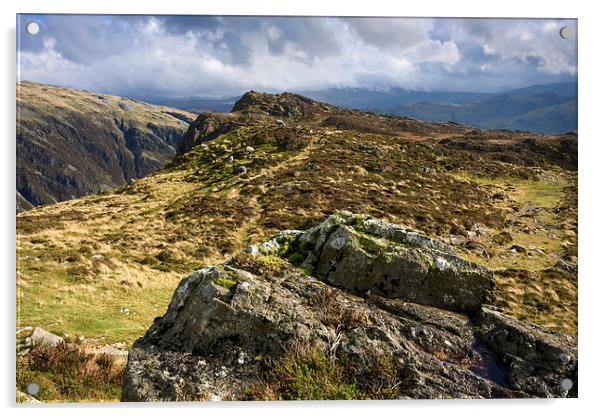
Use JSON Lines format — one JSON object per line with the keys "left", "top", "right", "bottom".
{"left": 122, "top": 213, "right": 577, "bottom": 401}
{"left": 232, "top": 91, "right": 322, "bottom": 119}
{"left": 175, "top": 113, "right": 245, "bottom": 156}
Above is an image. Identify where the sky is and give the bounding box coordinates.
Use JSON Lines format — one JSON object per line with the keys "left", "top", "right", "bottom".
{"left": 17, "top": 15, "right": 578, "bottom": 98}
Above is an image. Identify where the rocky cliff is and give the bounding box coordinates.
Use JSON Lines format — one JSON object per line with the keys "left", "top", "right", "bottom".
{"left": 122, "top": 213, "right": 577, "bottom": 401}
{"left": 16, "top": 81, "right": 196, "bottom": 210}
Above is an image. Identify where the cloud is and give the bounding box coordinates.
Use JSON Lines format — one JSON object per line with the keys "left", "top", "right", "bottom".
{"left": 17, "top": 15, "right": 577, "bottom": 97}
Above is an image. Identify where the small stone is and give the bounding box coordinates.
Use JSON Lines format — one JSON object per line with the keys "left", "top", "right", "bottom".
{"left": 234, "top": 165, "right": 247, "bottom": 175}
{"left": 29, "top": 327, "right": 63, "bottom": 348}
{"left": 245, "top": 245, "right": 259, "bottom": 256}
{"left": 435, "top": 257, "right": 449, "bottom": 271}
{"left": 245, "top": 146, "right": 255, "bottom": 153}
{"left": 559, "top": 353, "right": 571, "bottom": 364}
{"left": 509, "top": 244, "right": 527, "bottom": 254}
{"left": 237, "top": 352, "right": 246, "bottom": 365}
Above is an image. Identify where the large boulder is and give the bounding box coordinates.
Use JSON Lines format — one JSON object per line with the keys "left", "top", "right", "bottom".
{"left": 264, "top": 212, "right": 494, "bottom": 311}
{"left": 122, "top": 213, "right": 577, "bottom": 401}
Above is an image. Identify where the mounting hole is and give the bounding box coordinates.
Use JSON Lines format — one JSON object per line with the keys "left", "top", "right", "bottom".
{"left": 559, "top": 26, "right": 572, "bottom": 39}
{"left": 25, "top": 383, "right": 40, "bottom": 395}
{"left": 26, "top": 22, "right": 40, "bottom": 36}
{"left": 560, "top": 378, "right": 573, "bottom": 391}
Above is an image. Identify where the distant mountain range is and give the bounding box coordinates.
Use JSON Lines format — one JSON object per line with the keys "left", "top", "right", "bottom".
{"left": 368, "top": 83, "right": 577, "bottom": 134}
{"left": 134, "top": 95, "right": 239, "bottom": 114}
{"left": 143, "top": 82, "right": 577, "bottom": 134}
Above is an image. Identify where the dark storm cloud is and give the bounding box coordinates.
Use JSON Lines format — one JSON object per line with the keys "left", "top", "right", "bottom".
{"left": 19, "top": 15, "right": 150, "bottom": 63}
{"left": 17, "top": 15, "right": 577, "bottom": 97}
{"left": 160, "top": 15, "right": 223, "bottom": 34}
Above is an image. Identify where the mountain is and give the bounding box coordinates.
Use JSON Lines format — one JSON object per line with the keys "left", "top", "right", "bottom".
{"left": 141, "top": 83, "right": 576, "bottom": 134}
{"left": 504, "top": 82, "right": 577, "bottom": 97}
{"left": 300, "top": 87, "right": 491, "bottom": 109}
{"left": 377, "top": 83, "right": 577, "bottom": 134}
{"left": 137, "top": 95, "right": 239, "bottom": 114}
{"left": 16, "top": 81, "right": 196, "bottom": 210}
{"left": 17, "top": 91, "right": 577, "bottom": 401}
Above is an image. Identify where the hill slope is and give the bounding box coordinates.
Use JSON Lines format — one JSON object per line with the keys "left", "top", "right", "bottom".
{"left": 16, "top": 81, "right": 196, "bottom": 210}
{"left": 16, "top": 90, "right": 577, "bottom": 352}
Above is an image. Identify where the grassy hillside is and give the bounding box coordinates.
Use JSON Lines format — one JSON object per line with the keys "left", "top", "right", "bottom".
{"left": 16, "top": 91, "right": 578, "bottom": 353}
{"left": 17, "top": 81, "right": 196, "bottom": 209}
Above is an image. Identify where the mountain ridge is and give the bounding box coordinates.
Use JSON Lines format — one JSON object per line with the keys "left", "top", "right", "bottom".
{"left": 140, "top": 82, "right": 576, "bottom": 134}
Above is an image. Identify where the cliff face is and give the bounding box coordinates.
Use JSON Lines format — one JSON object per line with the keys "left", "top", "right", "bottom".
{"left": 16, "top": 81, "right": 196, "bottom": 210}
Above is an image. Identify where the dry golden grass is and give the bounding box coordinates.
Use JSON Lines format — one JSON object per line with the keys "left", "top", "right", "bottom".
{"left": 452, "top": 171, "right": 577, "bottom": 334}
{"left": 17, "top": 81, "right": 195, "bottom": 131}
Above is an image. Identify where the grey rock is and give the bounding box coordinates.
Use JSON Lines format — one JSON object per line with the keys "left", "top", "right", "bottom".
{"left": 291, "top": 212, "right": 494, "bottom": 312}
{"left": 29, "top": 327, "right": 63, "bottom": 348}
{"left": 234, "top": 165, "right": 247, "bottom": 175}
{"left": 96, "top": 345, "right": 129, "bottom": 357}
{"left": 554, "top": 260, "right": 578, "bottom": 277}
{"left": 122, "top": 212, "right": 577, "bottom": 401}
{"left": 473, "top": 308, "right": 577, "bottom": 398}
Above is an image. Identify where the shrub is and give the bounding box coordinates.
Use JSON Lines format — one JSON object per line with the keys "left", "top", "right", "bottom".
{"left": 16, "top": 342, "right": 123, "bottom": 402}
{"left": 246, "top": 341, "right": 363, "bottom": 400}
{"left": 246, "top": 339, "right": 406, "bottom": 400}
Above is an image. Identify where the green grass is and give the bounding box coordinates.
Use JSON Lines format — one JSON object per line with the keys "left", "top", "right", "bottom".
{"left": 455, "top": 173, "right": 566, "bottom": 209}
{"left": 246, "top": 340, "right": 404, "bottom": 400}
{"left": 214, "top": 277, "right": 238, "bottom": 290}
{"left": 17, "top": 258, "right": 176, "bottom": 345}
